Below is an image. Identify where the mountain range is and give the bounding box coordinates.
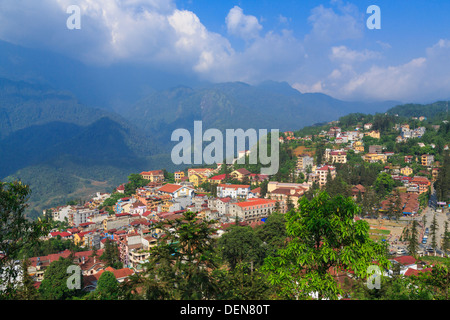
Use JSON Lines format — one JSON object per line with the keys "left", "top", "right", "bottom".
{"left": 0, "top": 40, "right": 401, "bottom": 218}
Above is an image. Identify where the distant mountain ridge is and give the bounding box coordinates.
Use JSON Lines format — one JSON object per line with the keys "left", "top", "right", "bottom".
{"left": 0, "top": 78, "right": 171, "bottom": 217}
{"left": 123, "top": 80, "right": 399, "bottom": 144}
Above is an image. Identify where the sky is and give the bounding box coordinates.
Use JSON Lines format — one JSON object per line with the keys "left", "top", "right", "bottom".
{"left": 1, "top": 0, "right": 450, "bottom": 103}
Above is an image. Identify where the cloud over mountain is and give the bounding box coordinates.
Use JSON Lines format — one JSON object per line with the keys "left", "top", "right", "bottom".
{"left": 0, "top": 0, "right": 449, "bottom": 102}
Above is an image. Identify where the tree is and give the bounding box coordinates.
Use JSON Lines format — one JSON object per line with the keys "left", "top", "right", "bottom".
{"left": 262, "top": 191, "right": 390, "bottom": 300}
{"left": 442, "top": 221, "right": 450, "bottom": 254}
{"left": 430, "top": 214, "right": 438, "bottom": 251}
{"left": 359, "top": 187, "right": 380, "bottom": 218}
{"left": 286, "top": 195, "right": 295, "bottom": 212}
{"left": 214, "top": 262, "right": 272, "bottom": 300}
{"left": 218, "top": 225, "right": 266, "bottom": 270}
{"left": 38, "top": 257, "right": 83, "bottom": 300}
{"left": 100, "top": 239, "right": 122, "bottom": 269}
{"left": 0, "top": 180, "right": 50, "bottom": 298}
{"left": 435, "top": 151, "right": 450, "bottom": 202}
{"left": 388, "top": 190, "right": 403, "bottom": 221}
{"left": 93, "top": 271, "right": 120, "bottom": 300}
{"left": 255, "top": 212, "right": 287, "bottom": 256}
{"left": 15, "top": 258, "right": 39, "bottom": 300}
{"left": 413, "top": 264, "right": 450, "bottom": 300}
{"left": 140, "top": 211, "right": 219, "bottom": 300}
{"left": 124, "top": 173, "right": 150, "bottom": 196}
{"left": 407, "top": 220, "right": 419, "bottom": 257}
{"left": 374, "top": 172, "right": 395, "bottom": 196}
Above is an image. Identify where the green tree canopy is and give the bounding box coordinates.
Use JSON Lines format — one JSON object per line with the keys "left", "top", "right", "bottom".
{"left": 262, "top": 191, "right": 390, "bottom": 300}
{"left": 38, "top": 256, "right": 83, "bottom": 300}
{"left": 94, "top": 270, "right": 120, "bottom": 300}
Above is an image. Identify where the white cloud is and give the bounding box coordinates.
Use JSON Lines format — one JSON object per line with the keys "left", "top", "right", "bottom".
{"left": 305, "top": 3, "right": 363, "bottom": 44}
{"left": 330, "top": 46, "right": 381, "bottom": 62}
{"left": 0, "top": 1, "right": 449, "bottom": 103}
{"left": 225, "top": 6, "right": 262, "bottom": 40}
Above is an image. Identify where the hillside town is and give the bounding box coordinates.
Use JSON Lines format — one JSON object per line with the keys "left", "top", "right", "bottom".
{"left": 20, "top": 111, "right": 449, "bottom": 297}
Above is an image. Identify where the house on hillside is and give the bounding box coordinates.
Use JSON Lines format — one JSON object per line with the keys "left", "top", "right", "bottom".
{"left": 157, "top": 184, "right": 195, "bottom": 199}
{"left": 230, "top": 168, "right": 252, "bottom": 181}
{"left": 140, "top": 170, "right": 165, "bottom": 182}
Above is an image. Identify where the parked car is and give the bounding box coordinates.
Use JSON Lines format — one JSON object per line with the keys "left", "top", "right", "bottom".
{"left": 422, "top": 238, "right": 428, "bottom": 244}
{"left": 397, "top": 248, "right": 407, "bottom": 255}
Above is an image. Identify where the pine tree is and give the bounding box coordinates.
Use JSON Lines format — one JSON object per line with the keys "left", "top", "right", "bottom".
{"left": 431, "top": 214, "right": 438, "bottom": 251}
{"left": 442, "top": 221, "right": 450, "bottom": 254}
{"left": 407, "top": 220, "right": 419, "bottom": 257}
{"left": 16, "top": 258, "right": 39, "bottom": 300}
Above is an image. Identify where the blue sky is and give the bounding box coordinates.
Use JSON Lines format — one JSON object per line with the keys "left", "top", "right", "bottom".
{"left": 1, "top": 0, "right": 450, "bottom": 103}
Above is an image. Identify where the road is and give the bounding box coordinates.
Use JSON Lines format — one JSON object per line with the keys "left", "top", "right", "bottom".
{"left": 394, "top": 187, "right": 449, "bottom": 257}
{"left": 419, "top": 187, "right": 448, "bottom": 255}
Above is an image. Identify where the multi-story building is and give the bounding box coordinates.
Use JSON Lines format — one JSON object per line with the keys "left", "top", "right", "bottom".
{"left": 217, "top": 184, "right": 251, "bottom": 199}
{"left": 352, "top": 141, "right": 364, "bottom": 153}
{"left": 400, "top": 166, "right": 413, "bottom": 176}
{"left": 315, "top": 165, "right": 336, "bottom": 187}
{"left": 297, "top": 155, "right": 314, "bottom": 171}
{"left": 365, "top": 130, "right": 380, "bottom": 139}
{"left": 72, "top": 208, "right": 99, "bottom": 227}
{"left": 369, "top": 145, "right": 383, "bottom": 154}
{"left": 363, "top": 153, "right": 387, "bottom": 164}
{"left": 229, "top": 198, "right": 277, "bottom": 222}
{"left": 266, "top": 183, "right": 308, "bottom": 213}
{"left": 174, "top": 171, "right": 185, "bottom": 182}
{"left": 330, "top": 150, "right": 347, "bottom": 164}
{"left": 140, "top": 170, "right": 165, "bottom": 182}
{"left": 421, "top": 154, "right": 434, "bottom": 167}
{"left": 157, "top": 184, "right": 195, "bottom": 199}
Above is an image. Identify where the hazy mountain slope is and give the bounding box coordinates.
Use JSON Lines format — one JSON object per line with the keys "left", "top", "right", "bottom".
{"left": 0, "top": 79, "right": 171, "bottom": 217}
{"left": 123, "top": 81, "right": 398, "bottom": 144}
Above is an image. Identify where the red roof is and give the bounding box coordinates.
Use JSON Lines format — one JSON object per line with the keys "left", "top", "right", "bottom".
{"left": 115, "top": 212, "right": 131, "bottom": 217}
{"left": 236, "top": 199, "right": 277, "bottom": 208}
{"left": 218, "top": 184, "right": 250, "bottom": 190}
{"left": 392, "top": 255, "right": 416, "bottom": 266}
{"left": 79, "top": 222, "right": 95, "bottom": 227}
{"left": 158, "top": 184, "right": 183, "bottom": 193}
{"left": 140, "top": 170, "right": 164, "bottom": 176}
{"left": 317, "top": 165, "right": 335, "bottom": 171}
{"left": 95, "top": 267, "right": 135, "bottom": 280}
{"left": 404, "top": 267, "right": 433, "bottom": 277}
{"left": 209, "top": 174, "right": 228, "bottom": 180}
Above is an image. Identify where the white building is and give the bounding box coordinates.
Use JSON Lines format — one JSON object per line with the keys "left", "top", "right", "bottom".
{"left": 217, "top": 184, "right": 251, "bottom": 199}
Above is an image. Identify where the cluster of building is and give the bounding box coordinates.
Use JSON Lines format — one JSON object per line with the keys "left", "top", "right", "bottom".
{"left": 395, "top": 123, "right": 426, "bottom": 143}
{"left": 32, "top": 163, "right": 286, "bottom": 291}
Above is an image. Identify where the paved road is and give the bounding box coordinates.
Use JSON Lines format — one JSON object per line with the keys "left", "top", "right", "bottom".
{"left": 392, "top": 187, "right": 449, "bottom": 257}
{"left": 420, "top": 188, "right": 448, "bottom": 255}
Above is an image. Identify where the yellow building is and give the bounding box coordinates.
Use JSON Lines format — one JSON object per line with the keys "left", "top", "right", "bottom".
{"left": 73, "top": 232, "right": 91, "bottom": 247}
{"left": 140, "top": 170, "right": 164, "bottom": 182}
{"left": 188, "top": 168, "right": 213, "bottom": 178}
{"left": 400, "top": 166, "right": 413, "bottom": 176}
{"left": 230, "top": 168, "right": 251, "bottom": 181}
{"left": 330, "top": 150, "right": 347, "bottom": 164}
{"left": 174, "top": 171, "right": 185, "bottom": 181}
{"left": 421, "top": 154, "right": 434, "bottom": 167}
{"left": 364, "top": 130, "right": 380, "bottom": 139}
{"left": 189, "top": 173, "right": 207, "bottom": 187}
{"left": 353, "top": 141, "right": 364, "bottom": 153}
{"left": 363, "top": 153, "right": 387, "bottom": 163}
